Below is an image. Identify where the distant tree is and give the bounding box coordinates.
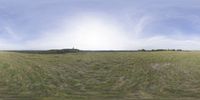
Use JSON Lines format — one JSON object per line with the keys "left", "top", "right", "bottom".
{"left": 176, "top": 49, "right": 182, "bottom": 51}
{"left": 138, "top": 49, "right": 146, "bottom": 52}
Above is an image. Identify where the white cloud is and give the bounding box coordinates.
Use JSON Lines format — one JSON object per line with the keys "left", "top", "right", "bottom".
{"left": 4, "top": 26, "right": 21, "bottom": 40}
{"left": 133, "top": 16, "right": 153, "bottom": 37}
{"left": 124, "top": 36, "right": 200, "bottom": 50}
{"left": 0, "top": 39, "right": 21, "bottom": 50}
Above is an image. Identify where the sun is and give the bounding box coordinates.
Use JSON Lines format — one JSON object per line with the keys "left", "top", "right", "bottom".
{"left": 71, "top": 15, "right": 121, "bottom": 50}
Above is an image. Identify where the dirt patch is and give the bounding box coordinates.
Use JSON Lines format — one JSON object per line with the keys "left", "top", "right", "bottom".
{"left": 151, "top": 63, "right": 172, "bottom": 70}
{"left": 112, "top": 76, "right": 126, "bottom": 90}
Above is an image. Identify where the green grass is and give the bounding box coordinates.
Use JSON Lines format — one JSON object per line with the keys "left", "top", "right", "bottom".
{"left": 0, "top": 51, "right": 200, "bottom": 99}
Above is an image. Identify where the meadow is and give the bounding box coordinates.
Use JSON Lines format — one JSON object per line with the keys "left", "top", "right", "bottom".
{"left": 0, "top": 51, "right": 200, "bottom": 100}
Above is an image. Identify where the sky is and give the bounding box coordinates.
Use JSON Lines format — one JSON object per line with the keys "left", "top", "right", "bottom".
{"left": 0, "top": 0, "right": 200, "bottom": 50}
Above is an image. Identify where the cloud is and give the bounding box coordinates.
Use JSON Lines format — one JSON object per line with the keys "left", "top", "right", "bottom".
{"left": 129, "top": 36, "right": 200, "bottom": 50}
{"left": 0, "top": 39, "right": 21, "bottom": 50}
{"left": 3, "top": 27, "right": 21, "bottom": 40}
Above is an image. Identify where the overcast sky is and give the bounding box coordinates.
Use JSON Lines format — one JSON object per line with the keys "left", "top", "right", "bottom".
{"left": 0, "top": 0, "right": 200, "bottom": 50}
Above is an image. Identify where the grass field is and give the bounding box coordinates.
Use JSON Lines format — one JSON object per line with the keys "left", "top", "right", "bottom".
{"left": 0, "top": 51, "right": 200, "bottom": 100}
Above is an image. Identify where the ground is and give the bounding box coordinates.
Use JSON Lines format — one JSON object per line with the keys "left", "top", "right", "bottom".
{"left": 0, "top": 51, "right": 200, "bottom": 100}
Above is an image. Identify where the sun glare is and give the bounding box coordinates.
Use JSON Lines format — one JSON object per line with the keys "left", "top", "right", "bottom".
{"left": 71, "top": 15, "right": 122, "bottom": 50}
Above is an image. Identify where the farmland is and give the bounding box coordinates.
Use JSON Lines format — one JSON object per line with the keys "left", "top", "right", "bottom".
{"left": 0, "top": 51, "right": 200, "bottom": 100}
